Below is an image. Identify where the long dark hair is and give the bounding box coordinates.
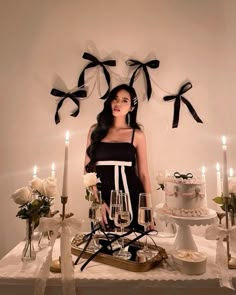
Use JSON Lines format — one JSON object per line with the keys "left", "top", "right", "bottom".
{"left": 85, "top": 84, "right": 141, "bottom": 172}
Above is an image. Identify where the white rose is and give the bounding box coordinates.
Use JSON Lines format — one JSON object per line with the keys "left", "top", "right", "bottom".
{"left": 29, "top": 177, "right": 43, "bottom": 193}
{"left": 11, "top": 187, "right": 32, "bottom": 205}
{"left": 229, "top": 177, "right": 236, "bottom": 194}
{"left": 41, "top": 177, "right": 58, "bottom": 198}
{"left": 82, "top": 172, "right": 100, "bottom": 187}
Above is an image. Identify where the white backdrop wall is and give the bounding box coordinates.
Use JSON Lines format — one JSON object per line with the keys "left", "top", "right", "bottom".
{"left": 0, "top": 0, "right": 235, "bottom": 258}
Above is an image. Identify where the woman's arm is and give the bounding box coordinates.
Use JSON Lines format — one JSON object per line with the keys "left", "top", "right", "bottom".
{"left": 134, "top": 130, "right": 151, "bottom": 193}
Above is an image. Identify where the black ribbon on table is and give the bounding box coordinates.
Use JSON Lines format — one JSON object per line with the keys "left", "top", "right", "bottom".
{"left": 50, "top": 88, "right": 87, "bottom": 124}
{"left": 163, "top": 82, "right": 203, "bottom": 128}
{"left": 78, "top": 52, "right": 116, "bottom": 100}
{"left": 126, "top": 59, "right": 160, "bottom": 100}
{"left": 174, "top": 172, "right": 193, "bottom": 180}
{"left": 74, "top": 227, "right": 159, "bottom": 271}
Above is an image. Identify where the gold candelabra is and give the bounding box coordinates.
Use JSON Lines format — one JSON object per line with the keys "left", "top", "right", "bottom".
{"left": 50, "top": 196, "right": 74, "bottom": 273}
{"left": 224, "top": 196, "right": 236, "bottom": 269}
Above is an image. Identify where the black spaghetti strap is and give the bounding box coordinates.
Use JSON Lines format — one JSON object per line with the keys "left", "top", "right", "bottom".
{"left": 131, "top": 128, "right": 135, "bottom": 144}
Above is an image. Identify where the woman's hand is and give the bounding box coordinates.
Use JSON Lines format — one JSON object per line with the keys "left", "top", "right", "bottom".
{"left": 100, "top": 202, "right": 110, "bottom": 229}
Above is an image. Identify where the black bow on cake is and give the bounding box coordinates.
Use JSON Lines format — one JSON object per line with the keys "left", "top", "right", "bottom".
{"left": 163, "top": 82, "right": 203, "bottom": 128}
{"left": 174, "top": 172, "right": 193, "bottom": 180}
{"left": 126, "top": 59, "right": 160, "bottom": 100}
{"left": 50, "top": 88, "right": 87, "bottom": 124}
{"left": 78, "top": 52, "right": 116, "bottom": 100}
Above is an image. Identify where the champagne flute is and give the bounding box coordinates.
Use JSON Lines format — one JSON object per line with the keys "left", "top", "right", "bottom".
{"left": 138, "top": 193, "right": 153, "bottom": 258}
{"left": 109, "top": 190, "right": 122, "bottom": 248}
{"left": 109, "top": 190, "right": 122, "bottom": 231}
{"left": 87, "top": 191, "right": 102, "bottom": 252}
{"left": 113, "top": 192, "right": 131, "bottom": 260}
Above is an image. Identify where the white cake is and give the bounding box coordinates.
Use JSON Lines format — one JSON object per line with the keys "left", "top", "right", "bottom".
{"left": 163, "top": 176, "right": 208, "bottom": 217}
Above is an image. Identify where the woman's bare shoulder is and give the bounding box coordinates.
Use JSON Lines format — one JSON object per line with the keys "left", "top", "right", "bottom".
{"left": 134, "top": 129, "right": 146, "bottom": 146}
{"left": 135, "top": 129, "right": 145, "bottom": 138}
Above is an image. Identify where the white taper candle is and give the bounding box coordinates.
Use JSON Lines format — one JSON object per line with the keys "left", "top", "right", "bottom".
{"left": 216, "top": 162, "right": 222, "bottom": 196}
{"left": 222, "top": 136, "right": 229, "bottom": 198}
{"left": 62, "top": 131, "right": 70, "bottom": 197}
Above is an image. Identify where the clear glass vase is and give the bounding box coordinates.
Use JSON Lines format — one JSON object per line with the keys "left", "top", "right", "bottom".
{"left": 21, "top": 218, "right": 36, "bottom": 261}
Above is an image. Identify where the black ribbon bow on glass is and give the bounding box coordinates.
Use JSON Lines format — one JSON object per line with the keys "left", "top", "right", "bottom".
{"left": 78, "top": 52, "right": 116, "bottom": 100}
{"left": 50, "top": 88, "right": 87, "bottom": 124}
{"left": 174, "top": 172, "right": 193, "bottom": 180}
{"left": 126, "top": 59, "right": 160, "bottom": 100}
{"left": 163, "top": 82, "right": 203, "bottom": 128}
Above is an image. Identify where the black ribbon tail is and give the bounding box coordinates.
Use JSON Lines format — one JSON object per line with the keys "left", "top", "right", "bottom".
{"left": 181, "top": 97, "right": 203, "bottom": 124}
{"left": 173, "top": 97, "right": 181, "bottom": 128}
{"left": 54, "top": 96, "right": 66, "bottom": 124}
{"left": 78, "top": 63, "right": 97, "bottom": 88}
{"left": 68, "top": 95, "right": 80, "bottom": 117}
{"left": 143, "top": 66, "right": 152, "bottom": 100}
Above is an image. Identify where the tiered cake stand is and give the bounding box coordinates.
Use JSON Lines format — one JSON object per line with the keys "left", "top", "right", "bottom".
{"left": 155, "top": 205, "right": 217, "bottom": 251}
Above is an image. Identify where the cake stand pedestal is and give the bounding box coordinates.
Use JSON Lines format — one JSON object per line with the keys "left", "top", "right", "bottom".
{"left": 156, "top": 206, "right": 217, "bottom": 251}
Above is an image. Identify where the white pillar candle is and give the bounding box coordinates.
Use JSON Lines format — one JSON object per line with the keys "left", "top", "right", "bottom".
{"left": 216, "top": 162, "right": 222, "bottom": 196}
{"left": 51, "top": 162, "right": 56, "bottom": 178}
{"left": 229, "top": 168, "right": 234, "bottom": 178}
{"left": 201, "top": 166, "right": 206, "bottom": 182}
{"left": 62, "top": 131, "right": 70, "bottom": 197}
{"left": 201, "top": 166, "right": 207, "bottom": 197}
{"left": 33, "top": 165, "right": 37, "bottom": 179}
{"left": 222, "top": 136, "right": 229, "bottom": 198}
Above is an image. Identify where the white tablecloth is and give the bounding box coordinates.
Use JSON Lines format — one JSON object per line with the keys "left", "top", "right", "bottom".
{"left": 0, "top": 233, "right": 236, "bottom": 295}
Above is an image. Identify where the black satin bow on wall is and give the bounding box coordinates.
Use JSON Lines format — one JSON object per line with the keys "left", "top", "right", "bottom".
{"left": 50, "top": 88, "right": 87, "bottom": 124}
{"left": 163, "top": 82, "right": 203, "bottom": 128}
{"left": 126, "top": 59, "right": 160, "bottom": 100}
{"left": 78, "top": 52, "right": 116, "bottom": 100}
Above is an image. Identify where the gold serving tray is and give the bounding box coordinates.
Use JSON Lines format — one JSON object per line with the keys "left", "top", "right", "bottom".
{"left": 71, "top": 234, "right": 168, "bottom": 272}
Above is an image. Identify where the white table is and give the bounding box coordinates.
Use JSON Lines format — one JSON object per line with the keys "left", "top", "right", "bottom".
{"left": 0, "top": 233, "right": 236, "bottom": 295}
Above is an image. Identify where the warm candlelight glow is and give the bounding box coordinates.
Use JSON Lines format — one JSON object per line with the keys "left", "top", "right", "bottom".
{"left": 33, "top": 165, "right": 37, "bottom": 178}
{"left": 65, "top": 130, "right": 70, "bottom": 143}
{"left": 229, "top": 168, "right": 234, "bottom": 177}
{"left": 216, "top": 162, "right": 220, "bottom": 172}
{"left": 201, "top": 166, "right": 206, "bottom": 176}
{"left": 51, "top": 162, "right": 56, "bottom": 177}
{"left": 222, "top": 135, "right": 227, "bottom": 150}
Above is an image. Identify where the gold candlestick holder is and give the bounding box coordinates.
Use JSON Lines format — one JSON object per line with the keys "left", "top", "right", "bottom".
{"left": 224, "top": 196, "right": 236, "bottom": 269}
{"left": 50, "top": 196, "right": 74, "bottom": 273}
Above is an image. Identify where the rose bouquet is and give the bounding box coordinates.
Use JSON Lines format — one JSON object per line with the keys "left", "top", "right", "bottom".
{"left": 11, "top": 176, "right": 58, "bottom": 226}
{"left": 82, "top": 172, "right": 101, "bottom": 203}
{"left": 11, "top": 176, "right": 59, "bottom": 260}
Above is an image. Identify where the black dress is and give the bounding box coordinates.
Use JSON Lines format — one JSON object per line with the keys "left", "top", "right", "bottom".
{"left": 94, "top": 129, "right": 144, "bottom": 231}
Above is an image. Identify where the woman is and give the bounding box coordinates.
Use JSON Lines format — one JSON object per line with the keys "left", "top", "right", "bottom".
{"left": 84, "top": 84, "right": 151, "bottom": 231}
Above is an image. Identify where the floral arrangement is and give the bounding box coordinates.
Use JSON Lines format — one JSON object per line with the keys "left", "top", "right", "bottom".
{"left": 82, "top": 172, "right": 101, "bottom": 203}
{"left": 213, "top": 177, "right": 236, "bottom": 212}
{"left": 11, "top": 176, "right": 58, "bottom": 226}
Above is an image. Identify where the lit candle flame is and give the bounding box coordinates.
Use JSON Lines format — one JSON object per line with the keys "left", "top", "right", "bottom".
{"left": 202, "top": 166, "right": 206, "bottom": 175}
{"left": 216, "top": 162, "right": 220, "bottom": 172}
{"left": 65, "top": 130, "right": 70, "bottom": 143}
{"left": 229, "top": 168, "right": 234, "bottom": 177}
{"left": 33, "top": 165, "right": 37, "bottom": 178}
{"left": 222, "top": 135, "right": 226, "bottom": 146}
